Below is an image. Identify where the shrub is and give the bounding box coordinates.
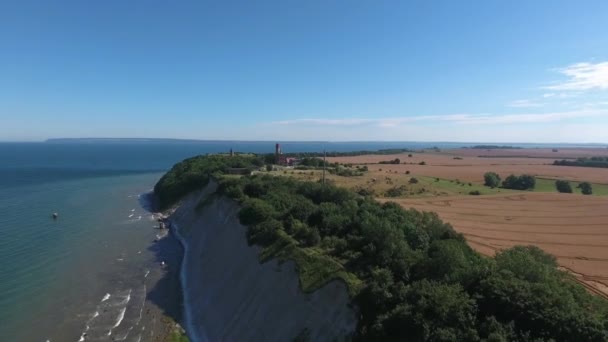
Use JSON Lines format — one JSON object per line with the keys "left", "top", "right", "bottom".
{"left": 502, "top": 174, "right": 536, "bottom": 190}
{"left": 385, "top": 185, "right": 407, "bottom": 197}
{"left": 409, "top": 177, "right": 419, "bottom": 184}
{"left": 469, "top": 190, "right": 481, "bottom": 195}
{"left": 578, "top": 182, "right": 593, "bottom": 195}
{"left": 555, "top": 180, "right": 573, "bottom": 193}
{"left": 419, "top": 161, "right": 426, "bottom": 165}
{"left": 405, "top": 170, "right": 410, "bottom": 175}
{"left": 266, "top": 164, "right": 273, "bottom": 172}
{"left": 483, "top": 172, "right": 501, "bottom": 188}
{"left": 379, "top": 158, "right": 401, "bottom": 165}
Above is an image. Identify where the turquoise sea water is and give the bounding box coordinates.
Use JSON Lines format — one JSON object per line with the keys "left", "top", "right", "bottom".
{"left": 0, "top": 140, "right": 601, "bottom": 341}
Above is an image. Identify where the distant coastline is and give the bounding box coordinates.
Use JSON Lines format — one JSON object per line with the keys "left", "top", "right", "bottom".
{"left": 41, "top": 138, "right": 608, "bottom": 148}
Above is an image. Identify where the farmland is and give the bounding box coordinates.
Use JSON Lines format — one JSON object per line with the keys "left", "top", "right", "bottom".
{"left": 314, "top": 148, "right": 608, "bottom": 297}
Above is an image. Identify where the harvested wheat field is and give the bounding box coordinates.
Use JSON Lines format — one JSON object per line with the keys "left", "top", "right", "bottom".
{"left": 386, "top": 193, "right": 608, "bottom": 298}
{"left": 327, "top": 151, "right": 608, "bottom": 184}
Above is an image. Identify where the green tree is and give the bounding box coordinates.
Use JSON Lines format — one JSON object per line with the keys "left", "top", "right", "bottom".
{"left": 483, "top": 172, "right": 501, "bottom": 188}
{"left": 502, "top": 174, "right": 535, "bottom": 190}
{"left": 555, "top": 180, "right": 573, "bottom": 193}
{"left": 578, "top": 182, "right": 593, "bottom": 195}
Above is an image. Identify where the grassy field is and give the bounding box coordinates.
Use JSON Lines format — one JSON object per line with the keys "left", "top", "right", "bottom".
{"left": 265, "top": 168, "right": 608, "bottom": 198}
{"left": 534, "top": 178, "right": 608, "bottom": 196}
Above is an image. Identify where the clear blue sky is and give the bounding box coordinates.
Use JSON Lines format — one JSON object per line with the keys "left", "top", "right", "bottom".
{"left": 1, "top": 1, "right": 608, "bottom": 142}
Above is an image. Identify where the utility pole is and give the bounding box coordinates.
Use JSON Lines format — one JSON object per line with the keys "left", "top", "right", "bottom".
{"left": 322, "top": 149, "right": 326, "bottom": 185}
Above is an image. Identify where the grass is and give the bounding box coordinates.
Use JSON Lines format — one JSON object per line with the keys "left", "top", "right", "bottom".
{"left": 267, "top": 168, "right": 608, "bottom": 197}
{"left": 259, "top": 230, "right": 363, "bottom": 296}
{"left": 161, "top": 316, "right": 190, "bottom": 342}
{"left": 416, "top": 176, "right": 516, "bottom": 196}
{"left": 170, "top": 331, "right": 190, "bottom": 342}
{"left": 534, "top": 178, "right": 608, "bottom": 196}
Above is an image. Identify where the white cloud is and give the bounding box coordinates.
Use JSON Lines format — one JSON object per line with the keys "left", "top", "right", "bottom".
{"left": 508, "top": 99, "right": 543, "bottom": 108}
{"left": 545, "top": 61, "right": 608, "bottom": 91}
{"left": 269, "top": 109, "right": 605, "bottom": 127}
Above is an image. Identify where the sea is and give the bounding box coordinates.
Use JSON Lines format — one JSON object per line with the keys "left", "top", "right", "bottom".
{"left": 0, "top": 140, "right": 602, "bottom": 341}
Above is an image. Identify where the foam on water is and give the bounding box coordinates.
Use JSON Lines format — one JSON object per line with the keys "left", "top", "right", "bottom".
{"left": 101, "top": 293, "right": 110, "bottom": 302}
{"left": 107, "top": 307, "right": 127, "bottom": 336}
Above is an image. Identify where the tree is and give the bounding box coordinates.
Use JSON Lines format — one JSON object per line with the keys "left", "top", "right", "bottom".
{"left": 484, "top": 172, "right": 501, "bottom": 188}
{"left": 519, "top": 175, "right": 536, "bottom": 189}
{"left": 578, "top": 182, "right": 593, "bottom": 195}
{"left": 555, "top": 180, "right": 573, "bottom": 193}
{"left": 502, "top": 174, "right": 535, "bottom": 190}
{"left": 266, "top": 164, "right": 273, "bottom": 172}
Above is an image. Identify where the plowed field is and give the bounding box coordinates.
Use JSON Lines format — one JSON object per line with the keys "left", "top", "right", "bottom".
{"left": 385, "top": 193, "right": 608, "bottom": 298}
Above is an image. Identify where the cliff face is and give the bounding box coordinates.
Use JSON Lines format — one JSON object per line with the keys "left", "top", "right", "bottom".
{"left": 170, "top": 182, "right": 357, "bottom": 342}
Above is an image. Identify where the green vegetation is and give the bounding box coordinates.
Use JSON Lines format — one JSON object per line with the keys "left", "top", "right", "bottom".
{"left": 157, "top": 155, "right": 608, "bottom": 341}
{"left": 298, "top": 157, "right": 330, "bottom": 168}
{"left": 555, "top": 180, "right": 573, "bottom": 193}
{"left": 532, "top": 178, "right": 608, "bottom": 196}
{"left": 483, "top": 172, "right": 501, "bottom": 188}
{"left": 379, "top": 158, "right": 401, "bottom": 165}
{"left": 154, "top": 154, "right": 263, "bottom": 210}
{"left": 385, "top": 185, "right": 408, "bottom": 197}
{"left": 579, "top": 182, "right": 593, "bottom": 195}
{"left": 329, "top": 166, "right": 366, "bottom": 177}
{"left": 170, "top": 331, "right": 190, "bottom": 342}
{"left": 469, "top": 190, "right": 481, "bottom": 195}
{"left": 554, "top": 157, "right": 608, "bottom": 168}
{"left": 502, "top": 174, "right": 536, "bottom": 190}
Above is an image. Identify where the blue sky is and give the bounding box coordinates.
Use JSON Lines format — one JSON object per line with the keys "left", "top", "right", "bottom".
{"left": 1, "top": 1, "right": 608, "bottom": 142}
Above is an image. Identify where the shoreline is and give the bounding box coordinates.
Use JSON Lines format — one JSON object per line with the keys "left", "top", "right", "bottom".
{"left": 135, "top": 205, "right": 188, "bottom": 342}
{"left": 170, "top": 220, "right": 204, "bottom": 342}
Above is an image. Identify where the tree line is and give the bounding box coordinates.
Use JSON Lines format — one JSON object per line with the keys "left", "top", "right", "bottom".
{"left": 554, "top": 157, "right": 608, "bottom": 168}
{"left": 483, "top": 172, "right": 536, "bottom": 190}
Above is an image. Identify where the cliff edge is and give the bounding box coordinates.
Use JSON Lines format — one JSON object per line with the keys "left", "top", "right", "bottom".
{"left": 170, "top": 182, "right": 357, "bottom": 342}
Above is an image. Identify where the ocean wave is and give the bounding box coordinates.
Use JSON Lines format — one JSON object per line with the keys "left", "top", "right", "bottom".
{"left": 107, "top": 307, "right": 127, "bottom": 336}
{"left": 101, "top": 293, "right": 111, "bottom": 302}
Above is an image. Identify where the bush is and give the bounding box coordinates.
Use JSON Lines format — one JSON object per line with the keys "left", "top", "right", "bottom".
{"left": 385, "top": 185, "right": 407, "bottom": 197}
{"left": 419, "top": 161, "right": 426, "bottom": 165}
{"left": 483, "top": 172, "right": 501, "bottom": 188}
{"left": 555, "top": 180, "right": 573, "bottom": 193}
{"left": 266, "top": 164, "right": 273, "bottom": 172}
{"left": 502, "top": 174, "right": 536, "bottom": 190}
{"left": 408, "top": 154, "right": 413, "bottom": 157}
{"left": 239, "top": 198, "right": 278, "bottom": 225}
{"left": 469, "top": 190, "right": 481, "bottom": 195}
{"left": 405, "top": 170, "right": 410, "bottom": 175}
{"left": 578, "top": 182, "right": 593, "bottom": 195}
{"left": 379, "top": 158, "right": 401, "bottom": 165}
{"left": 409, "top": 177, "right": 419, "bottom": 184}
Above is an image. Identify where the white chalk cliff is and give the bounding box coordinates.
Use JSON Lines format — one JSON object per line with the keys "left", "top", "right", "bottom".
{"left": 170, "top": 182, "right": 357, "bottom": 342}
